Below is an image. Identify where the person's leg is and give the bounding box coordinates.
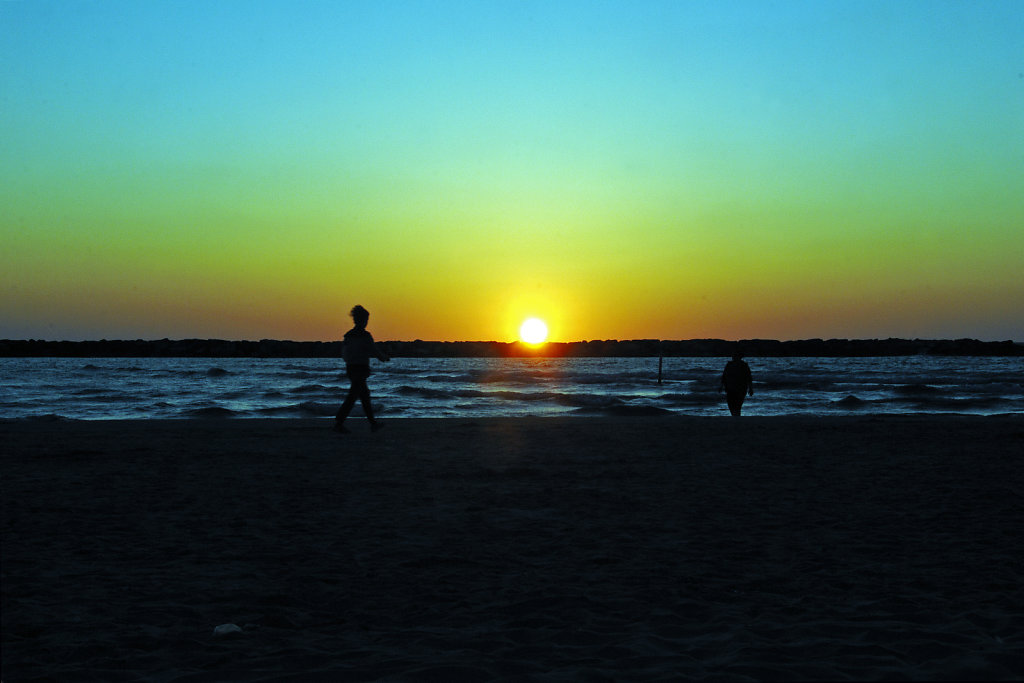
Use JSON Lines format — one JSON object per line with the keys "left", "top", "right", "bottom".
{"left": 334, "top": 382, "right": 358, "bottom": 431}
{"left": 335, "top": 366, "right": 366, "bottom": 431}
{"left": 343, "top": 365, "right": 381, "bottom": 431}
{"left": 357, "top": 380, "right": 380, "bottom": 429}
{"left": 726, "top": 391, "right": 744, "bottom": 416}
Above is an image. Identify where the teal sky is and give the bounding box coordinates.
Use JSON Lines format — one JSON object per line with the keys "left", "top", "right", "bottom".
{"left": 2, "top": 1, "right": 1022, "bottom": 342}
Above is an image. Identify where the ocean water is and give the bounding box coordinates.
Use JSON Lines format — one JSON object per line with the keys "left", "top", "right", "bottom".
{"left": 1, "top": 356, "right": 1022, "bottom": 420}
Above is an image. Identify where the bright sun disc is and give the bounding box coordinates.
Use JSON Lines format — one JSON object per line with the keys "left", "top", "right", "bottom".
{"left": 519, "top": 318, "right": 548, "bottom": 344}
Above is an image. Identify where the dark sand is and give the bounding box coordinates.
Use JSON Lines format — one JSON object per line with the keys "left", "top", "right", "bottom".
{"left": 3, "top": 416, "right": 1023, "bottom": 681}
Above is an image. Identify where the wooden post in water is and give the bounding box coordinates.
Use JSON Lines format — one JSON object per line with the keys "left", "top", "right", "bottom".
{"left": 657, "top": 341, "right": 663, "bottom": 385}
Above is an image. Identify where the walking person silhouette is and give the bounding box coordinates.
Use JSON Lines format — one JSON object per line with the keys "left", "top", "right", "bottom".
{"left": 334, "top": 305, "right": 390, "bottom": 433}
{"left": 720, "top": 351, "right": 754, "bottom": 416}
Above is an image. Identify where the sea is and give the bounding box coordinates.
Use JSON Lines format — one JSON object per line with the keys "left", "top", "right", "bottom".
{"left": 1, "top": 356, "right": 1022, "bottom": 420}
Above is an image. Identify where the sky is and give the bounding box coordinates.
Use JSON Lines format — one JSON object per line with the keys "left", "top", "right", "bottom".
{"left": 2, "top": 0, "right": 1022, "bottom": 343}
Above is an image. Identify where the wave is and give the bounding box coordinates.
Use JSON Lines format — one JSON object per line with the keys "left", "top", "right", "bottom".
{"left": 907, "top": 396, "right": 1007, "bottom": 410}
{"left": 659, "top": 391, "right": 720, "bottom": 405}
{"left": 589, "top": 404, "right": 674, "bottom": 416}
{"left": 187, "top": 406, "right": 238, "bottom": 417}
{"left": 396, "top": 385, "right": 456, "bottom": 399}
{"left": 215, "top": 390, "right": 249, "bottom": 400}
{"left": 294, "top": 400, "right": 337, "bottom": 416}
{"left": 379, "top": 366, "right": 436, "bottom": 376}
{"left": 964, "top": 381, "right": 1024, "bottom": 393}
{"left": 287, "top": 384, "right": 333, "bottom": 394}
{"left": 256, "top": 401, "right": 337, "bottom": 417}
{"left": 395, "top": 384, "right": 731, "bottom": 412}
{"left": 62, "top": 393, "right": 136, "bottom": 404}
{"left": 395, "top": 385, "right": 629, "bottom": 408}
{"left": 281, "top": 371, "right": 319, "bottom": 379}
{"left": 422, "top": 374, "right": 471, "bottom": 383}
{"left": 759, "top": 378, "right": 835, "bottom": 390}
{"left": 448, "top": 369, "right": 663, "bottom": 386}
{"left": 892, "top": 383, "right": 941, "bottom": 395}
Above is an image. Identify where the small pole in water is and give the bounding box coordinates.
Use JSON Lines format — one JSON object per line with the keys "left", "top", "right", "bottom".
{"left": 657, "top": 341, "right": 663, "bottom": 385}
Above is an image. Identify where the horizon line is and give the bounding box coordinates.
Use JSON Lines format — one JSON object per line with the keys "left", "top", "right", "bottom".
{"left": 3, "top": 337, "right": 1020, "bottom": 345}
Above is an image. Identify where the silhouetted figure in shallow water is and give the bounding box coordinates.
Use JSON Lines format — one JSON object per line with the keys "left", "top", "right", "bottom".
{"left": 334, "top": 305, "right": 390, "bottom": 433}
{"left": 720, "top": 352, "right": 754, "bottom": 416}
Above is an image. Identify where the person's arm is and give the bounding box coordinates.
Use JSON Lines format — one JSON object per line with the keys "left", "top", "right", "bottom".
{"left": 370, "top": 334, "right": 390, "bottom": 362}
{"left": 746, "top": 366, "right": 754, "bottom": 396}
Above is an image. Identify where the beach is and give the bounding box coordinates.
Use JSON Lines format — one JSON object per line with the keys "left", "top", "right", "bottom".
{"left": 2, "top": 416, "right": 1023, "bottom": 681}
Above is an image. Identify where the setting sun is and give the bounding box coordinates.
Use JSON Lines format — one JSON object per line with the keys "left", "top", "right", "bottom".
{"left": 519, "top": 318, "right": 549, "bottom": 345}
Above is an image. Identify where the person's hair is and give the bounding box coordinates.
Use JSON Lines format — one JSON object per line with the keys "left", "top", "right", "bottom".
{"left": 350, "top": 305, "right": 369, "bottom": 325}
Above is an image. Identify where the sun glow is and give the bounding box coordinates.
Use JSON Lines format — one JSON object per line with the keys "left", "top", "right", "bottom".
{"left": 519, "top": 318, "right": 549, "bottom": 345}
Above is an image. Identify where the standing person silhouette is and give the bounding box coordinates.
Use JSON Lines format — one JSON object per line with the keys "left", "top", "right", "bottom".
{"left": 334, "top": 305, "right": 390, "bottom": 433}
{"left": 720, "top": 351, "right": 754, "bottom": 416}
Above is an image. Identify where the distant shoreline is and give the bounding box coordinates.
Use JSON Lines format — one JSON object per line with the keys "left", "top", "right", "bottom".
{"left": 2, "top": 337, "right": 1021, "bottom": 358}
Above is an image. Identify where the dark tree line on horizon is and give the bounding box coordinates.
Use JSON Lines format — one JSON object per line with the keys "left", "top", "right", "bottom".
{"left": 1, "top": 338, "right": 1020, "bottom": 358}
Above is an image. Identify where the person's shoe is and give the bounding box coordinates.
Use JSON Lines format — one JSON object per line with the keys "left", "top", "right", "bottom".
{"left": 370, "top": 421, "right": 384, "bottom": 433}
{"left": 333, "top": 423, "right": 351, "bottom": 434}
